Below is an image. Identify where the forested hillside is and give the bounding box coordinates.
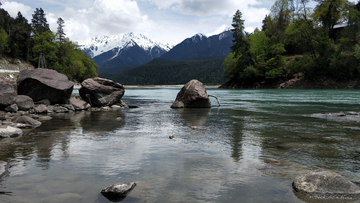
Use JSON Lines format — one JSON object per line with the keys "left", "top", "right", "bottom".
{"left": 100, "top": 57, "right": 227, "bottom": 85}
{"left": 0, "top": 7, "right": 98, "bottom": 82}
{"left": 222, "top": 0, "right": 360, "bottom": 88}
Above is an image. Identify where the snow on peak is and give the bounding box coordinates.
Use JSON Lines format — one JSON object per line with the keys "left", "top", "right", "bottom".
{"left": 219, "top": 30, "right": 232, "bottom": 41}
{"left": 81, "top": 32, "right": 173, "bottom": 58}
{"left": 191, "top": 33, "right": 206, "bottom": 43}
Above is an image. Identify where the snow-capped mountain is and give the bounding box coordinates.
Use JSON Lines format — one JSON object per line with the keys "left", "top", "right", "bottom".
{"left": 160, "top": 30, "right": 233, "bottom": 61}
{"left": 79, "top": 32, "right": 173, "bottom": 74}
{"left": 80, "top": 32, "right": 172, "bottom": 59}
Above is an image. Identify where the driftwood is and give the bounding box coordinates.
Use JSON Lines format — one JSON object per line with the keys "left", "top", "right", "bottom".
{"left": 208, "top": 95, "right": 220, "bottom": 106}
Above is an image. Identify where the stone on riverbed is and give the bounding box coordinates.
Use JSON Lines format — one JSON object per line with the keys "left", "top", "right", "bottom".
{"left": 171, "top": 79, "right": 211, "bottom": 108}
{"left": 293, "top": 170, "right": 360, "bottom": 199}
{"left": 16, "top": 116, "right": 41, "bottom": 128}
{"left": 16, "top": 95, "right": 34, "bottom": 111}
{"left": 0, "top": 125, "right": 22, "bottom": 138}
{"left": 4, "top": 103, "right": 18, "bottom": 113}
{"left": 68, "top": 97, "right": 91, "bottom": 111}
{"left": 34, "top": 104, "right": 48, "bottom": 114}
{"left": 101, "top": 182, "right": 137, "bottom": 202}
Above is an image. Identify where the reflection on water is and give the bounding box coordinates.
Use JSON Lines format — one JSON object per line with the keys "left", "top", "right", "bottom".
{"left": 1, "top": 88, "right": 360, "bottom": 202}
{"left": 173, "top": 108, "right": 210, "bottom": 128}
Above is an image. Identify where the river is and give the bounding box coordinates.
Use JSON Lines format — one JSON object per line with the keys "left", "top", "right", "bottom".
{"left": 1, "top": 88, "right": 360, "bottom": 203}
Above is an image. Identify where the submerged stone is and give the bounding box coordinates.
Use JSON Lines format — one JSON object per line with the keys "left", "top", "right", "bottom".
{"left": 293, "top": 170, "right": 360, "bottom": 200}
{"left": 101, "top": 182, "right": 137, "bottom": 202}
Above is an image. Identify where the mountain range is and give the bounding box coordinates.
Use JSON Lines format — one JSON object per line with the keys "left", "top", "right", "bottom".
{"left": 79, "top": 30, "right": 233, "bottom": 75}
{"left": 79, "top": 32, "right": 172, "bottom": 74}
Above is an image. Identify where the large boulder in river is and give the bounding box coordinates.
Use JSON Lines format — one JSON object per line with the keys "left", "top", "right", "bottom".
{"left": 0, "top": 78, "right": 17, "bottom": 109}
{"left": 293, "top": 170, "right": 360, "bottom": 198}
{"left": 79, "top": 77, "right": 125, "bottom": 107}
{"left": 171, "top": 79, "right": 211, "bottom": 108}
{"left": 17, "top": 68, "right": 74, "bottom": 104}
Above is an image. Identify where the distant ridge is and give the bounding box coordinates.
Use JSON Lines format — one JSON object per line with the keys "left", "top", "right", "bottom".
{"left": 160, "top": 30, "right": 233, "bottom": 60}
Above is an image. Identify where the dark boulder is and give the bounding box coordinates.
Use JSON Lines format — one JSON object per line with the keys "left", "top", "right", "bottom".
{"left": 171, "top": 79, "right": 211, "bottom": 108}
{"left": 16, "top": 95, "right": 34, "bottom": 111}
{"left": 0, "top": 78, "right": 17, "bottom": 109}
{"left": 17, "top": 68, "right": 74, "bottom": 104}
{"left": 293, "top": 170, "right": 360, "bottom": 199}
{"left": 101, "top": 182, "right": 136, "bottom": 202}
{"left": 79, "top": 77, "right": 125, "bottom": 107}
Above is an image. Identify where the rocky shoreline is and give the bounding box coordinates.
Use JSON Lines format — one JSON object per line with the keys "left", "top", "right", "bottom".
{"left": 220, "top": 77, "right": 360, "bottom": 89}
{"left": 0, "top": 68, "right": 133, "bottom": 138}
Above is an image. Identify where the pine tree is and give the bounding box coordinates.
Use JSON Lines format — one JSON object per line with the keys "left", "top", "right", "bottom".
{"left": 56, "top": 17, "right": 65, "bottom": 42}
{"left": 31, "top": 8, "right": 49, "bottom": 36}
{"left": 226, "top": 10, "right": 256, "bottom": 80}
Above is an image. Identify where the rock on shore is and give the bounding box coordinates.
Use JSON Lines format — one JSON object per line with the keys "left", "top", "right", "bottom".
{"left": 0, "top": 78, "right": 17, "bottom": 109}
{"left": 17, "top": 68, "right": 74, "bottom": 104}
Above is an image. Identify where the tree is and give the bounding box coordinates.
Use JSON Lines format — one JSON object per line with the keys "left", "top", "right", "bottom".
{"left": 32, "top": 30, "right": 58, "bottom": 68}
{"left": 10, "top": 12, "right": 31, "bottom": 60}
{"left": 224, "top": 10, "right": 256, "bottom": 80}
{"left": 269, "top": 0, "right": 291, "bottom": 42}
{"left": 313, "top": 0, "right": 349, "bottom": 38}
{"left": 56, "top": 17, "right": 65, "bottom": 42}
{"left": 31, "top": 8, "right": 50, "bottom": 36}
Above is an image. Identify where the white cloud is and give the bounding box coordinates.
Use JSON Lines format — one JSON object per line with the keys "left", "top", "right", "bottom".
{"left": 145, "top": 0, "right": 181, "bottom": 9}
{"left": 46, "top": 0, "right": 147, "bottom": 44}
{"left": 142, "top": 0, "right": 269, "bottom": 42}
{"left": 2, "top": 0, "right": 32, "bottom": 20}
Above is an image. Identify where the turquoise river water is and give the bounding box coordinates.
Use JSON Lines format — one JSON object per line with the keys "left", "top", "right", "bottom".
{"left": 1, "top": 88, "right": 360, "bottom": 203}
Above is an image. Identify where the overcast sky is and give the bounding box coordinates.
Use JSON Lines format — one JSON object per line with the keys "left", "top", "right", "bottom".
{"left": 0, "top": 0, "right": 308, "bottom": 46}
